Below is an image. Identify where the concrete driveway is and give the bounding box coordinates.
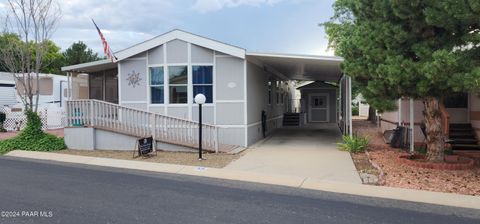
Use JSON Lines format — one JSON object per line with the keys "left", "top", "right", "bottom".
{"left": 226, "top": 124, "right": 362, "bottom": 184}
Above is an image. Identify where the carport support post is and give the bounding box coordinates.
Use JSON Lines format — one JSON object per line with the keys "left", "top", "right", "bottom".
{"left": 398, "top": 99, "right": 402, "bottom": 126}
{"left": 409, "top": 98, "right": 414, "bottom": 153}
{"left": 348, "top": 76, "right": 353, "bottom": 137}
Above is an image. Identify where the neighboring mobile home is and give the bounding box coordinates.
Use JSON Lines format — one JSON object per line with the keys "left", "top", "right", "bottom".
{"left": 62, "top": 29, "right": 353, "bottom": 151}
{"left": 0, "top": 72, "right": 18, "bottom": 111}
{"left": 380, "top": 93, "right": 480, "bottom": 151}
{"left": 0, "top": 72, "right": 70, "bottom": 109}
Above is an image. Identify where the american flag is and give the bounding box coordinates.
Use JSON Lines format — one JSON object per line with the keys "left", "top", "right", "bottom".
{"left": 92, "top": 19, "right": 117, "bottom": 62}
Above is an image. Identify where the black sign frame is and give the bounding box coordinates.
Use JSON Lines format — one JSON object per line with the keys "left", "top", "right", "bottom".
{"left": 133, "top": 136, "right": 156, "bottom": 158}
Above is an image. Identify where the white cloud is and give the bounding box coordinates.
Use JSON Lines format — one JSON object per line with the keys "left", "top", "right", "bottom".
{"left": 192, "top": 0, "right": 283, "bottom": 13}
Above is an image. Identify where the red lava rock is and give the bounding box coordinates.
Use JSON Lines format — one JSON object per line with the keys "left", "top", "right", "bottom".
{"left": 353, "top": 119, "right": 480, "bottom": 196}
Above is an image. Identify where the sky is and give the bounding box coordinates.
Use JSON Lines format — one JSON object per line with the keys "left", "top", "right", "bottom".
{"left": 0, "top": 0, "right": 336, "bottom": 56}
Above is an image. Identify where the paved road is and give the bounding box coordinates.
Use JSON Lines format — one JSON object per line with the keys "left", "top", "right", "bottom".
{"left": 0, "top": 157, "right": 478, "bottom": 224}
{"left": 226, "top": 124, "right": 362, "bottom": 183}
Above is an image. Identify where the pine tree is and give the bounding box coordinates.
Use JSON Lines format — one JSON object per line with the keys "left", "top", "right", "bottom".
{"left": 324, "top": 0, "right": 480, "bottom": 162}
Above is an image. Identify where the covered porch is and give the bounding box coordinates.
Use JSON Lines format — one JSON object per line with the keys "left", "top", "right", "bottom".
{"left": 62, "top": 59, "right": 119, "bottom": 104}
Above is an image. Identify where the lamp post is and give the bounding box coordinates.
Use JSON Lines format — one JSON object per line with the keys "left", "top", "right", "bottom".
{"left": 194, "top": 94, "right": 206, "bottom": 160}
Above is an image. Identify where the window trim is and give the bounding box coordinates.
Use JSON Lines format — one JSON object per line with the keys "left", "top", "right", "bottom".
{"left": 146, "top": 62, "right": 214, "bottom": 106}
{"left": 168, "top": 65, "right": 189, "bottom": 104}
{"left": 192, "top": 65, "right": 214, "bottom": 105}
{"left": 149, "top": 66, "right": 165, "bottom": 104}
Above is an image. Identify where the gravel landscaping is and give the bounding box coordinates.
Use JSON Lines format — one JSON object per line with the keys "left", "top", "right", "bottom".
{"left": 55, "top": 149, "right": 244, "bottom": 168}
{"left": 353, "top": 119, "right": 480, "bottom": 196}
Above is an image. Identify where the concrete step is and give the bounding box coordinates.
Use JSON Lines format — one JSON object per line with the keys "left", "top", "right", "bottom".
{"left": 449, "top": 123, "right": 472, "bottom": 129}
{"left": 449, "top": 133, "right": 476, "bottom": 138}
{"left": 452, "top": 144, "right": 480, "bottom": 150}
{"left": 452, "top": 139, "right": 478, "bottom": 144}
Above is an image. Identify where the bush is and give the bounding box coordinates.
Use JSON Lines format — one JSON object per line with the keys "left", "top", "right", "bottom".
{"left": 0, "top": 110, "right": 65, "bottom": 154}
{"left": 352, "top": 106, "right": 359, "bottom": 116}
{"left": 0, "top": 112, "right": 5, "bottom": 132}
{"left": 337, "top": 135, "right": 369, "bottom": 153}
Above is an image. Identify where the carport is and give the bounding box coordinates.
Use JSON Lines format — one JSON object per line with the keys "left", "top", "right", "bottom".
{"left": 246, "top": 52, "right": 353, "bottom": 135}
{"left": 228, "top": 53, "right": 358, "bottom": 183}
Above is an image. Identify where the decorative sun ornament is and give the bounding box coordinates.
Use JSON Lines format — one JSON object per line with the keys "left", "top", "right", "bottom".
{"left": 126, "top": 70, "right": 142, "bottom": 88}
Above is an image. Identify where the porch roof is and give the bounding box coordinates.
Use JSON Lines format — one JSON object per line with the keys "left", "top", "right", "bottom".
{"left": 61, "top": 59, "right": 116, "bottom": 73}
{"left": 246, "top": 52, "right": 343, "bottom": 82}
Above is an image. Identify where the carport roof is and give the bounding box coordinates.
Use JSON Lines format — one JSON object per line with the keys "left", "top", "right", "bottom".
{"left": 246, "top": 52, "right": 343, "bottom": 82}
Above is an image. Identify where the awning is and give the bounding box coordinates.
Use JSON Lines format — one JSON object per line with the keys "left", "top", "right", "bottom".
{"left": 246, "top": 52, "right": 343, "bottom": 82}
{"left": 61, "top": 59, "right": 117, "bottom": 73}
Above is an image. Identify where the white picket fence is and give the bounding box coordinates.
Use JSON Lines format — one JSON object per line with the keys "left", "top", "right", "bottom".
{"left": 66, "top": 99, "right": 220, "bottom": 152}
{"left": 2, "top": 107, "right": 66, "bottom": 131}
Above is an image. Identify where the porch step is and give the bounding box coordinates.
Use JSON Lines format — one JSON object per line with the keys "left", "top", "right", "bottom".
{"left": 449, "top": 123, "right": 480, "bottom": 151}
{"left": 449, "top": 123, "right": 472, "bottom": 129}
{"left": 283, "top": 113, "right": 300, "bottom": 126}
{"left": 449, "top": 133, "right": 476, "bottom": 139}
{"left": 451, "top": 144, "right": 480, "bottom": 150}
{"left": 451, "top": 139, "right": 478, "bottom": 144}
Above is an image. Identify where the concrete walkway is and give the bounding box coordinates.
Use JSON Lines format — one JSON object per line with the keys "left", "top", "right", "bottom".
{"left": 226, "top": 124, "right": 362, "bottom": 184}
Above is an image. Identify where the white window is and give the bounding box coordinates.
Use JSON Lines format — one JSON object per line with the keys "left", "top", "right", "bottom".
{"left": 192, "top": 66, "right": 213, "bottom": 103}
{"left": 169, "top": 66, "right": 188, "bottom": 104}
{"left": 149, "top": 67, "right": 164, "bottom": 104}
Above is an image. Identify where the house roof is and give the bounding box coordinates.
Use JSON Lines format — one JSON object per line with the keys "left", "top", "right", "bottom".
{"left": 246, "top": 52, "right": 343, "bottom": 82}
{"left": 62, "top": 29, "right": 247, "bottom": 73}
{"left": 61, "top": 30, "right": 344, "bottom": 82}
{"left": 115, "top": 29, "right": 246, "bottom": 60}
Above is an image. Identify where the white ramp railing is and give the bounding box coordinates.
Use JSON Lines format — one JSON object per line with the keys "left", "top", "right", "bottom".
{"left": 66, "top": 99, "right": 219, "bottom": 152}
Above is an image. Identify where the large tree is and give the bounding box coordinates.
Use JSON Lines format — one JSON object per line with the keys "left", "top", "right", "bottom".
{"left": 0, "top": 34, "right": 64, "bottom": 74}
{"left": 324, "top": 0, "right": 480, "bottom": 162}
{"left": 63, "top": 41, "right": 101, "bottom": 65}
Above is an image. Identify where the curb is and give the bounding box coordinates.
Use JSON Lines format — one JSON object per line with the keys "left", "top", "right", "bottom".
{"left": 4, "top": 150, "right": 480, "bottom": 210}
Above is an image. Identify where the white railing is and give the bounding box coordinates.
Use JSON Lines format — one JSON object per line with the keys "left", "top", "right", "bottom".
{"left": 66, "top": 99, "right": 219, "bottom": 152}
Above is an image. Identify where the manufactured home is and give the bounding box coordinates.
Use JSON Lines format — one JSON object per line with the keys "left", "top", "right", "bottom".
{"left": 62, "top": 29, "right": 353, "bottom": 151}
{"left": 380, "top": 93, "right": 480, "bottom": 151}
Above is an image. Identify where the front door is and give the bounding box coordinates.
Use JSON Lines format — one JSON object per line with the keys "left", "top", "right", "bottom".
{"left": 309, "top": 93, "right": 329, "bottom": 122}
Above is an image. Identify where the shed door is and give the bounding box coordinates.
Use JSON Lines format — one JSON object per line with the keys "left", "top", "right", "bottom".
{"left": 309, "top": 93, "right": 329, "bottom": 122}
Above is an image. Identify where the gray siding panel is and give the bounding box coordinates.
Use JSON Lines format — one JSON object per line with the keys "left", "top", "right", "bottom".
{"left": 191, "top": 44, "right": 214, "bottom": 63}
{"left": 216, "top": 102, "right": 244, "bottom": 125}
{"left": 166, "top": 39, "right": 188, "bottom": 63}
{"left": 119, "top": 59, "right": 147, "bottom": 102}
{"left": 218, "top": 127, "right": 245, "bottom": 146}
{"left": 246, "top": 62, "right": 289, "bottom": 145}
{"left": 191, "top": 106, "right": 214, "bottom": 124}
{"left": 148, "top": 45, "right": 164, "bottom": 65}
{"left": 167, "top": 106, "right": 189, "bottom": 119}
{"left": 121, "top": 103, "right": 148, "bottom": 111}
{"left": 148, "top": 106, "right": 165, "bottom": 115}
{"left": 215, "top": 57, "right": 244, "bottom": 101}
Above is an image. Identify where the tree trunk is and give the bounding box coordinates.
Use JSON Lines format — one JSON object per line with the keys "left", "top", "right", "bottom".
{"left": 423, "top": 97, "right": 445, "bottom": 162}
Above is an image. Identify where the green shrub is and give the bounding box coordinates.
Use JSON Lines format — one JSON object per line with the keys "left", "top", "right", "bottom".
{"left": 415, "top": 146, "right": 427, "bottom": 154}
{"left": 352, "top": 106, "right": 359, "bottom": 116}
{"left": 337, "top": 135, "right": 369, "bottom": 153}
{"left": 0, "top": 112, "right": 5, "bottom": 132}
{"left": 0, "top": 110, "right": 65, "bottom": 154}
